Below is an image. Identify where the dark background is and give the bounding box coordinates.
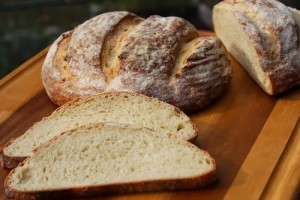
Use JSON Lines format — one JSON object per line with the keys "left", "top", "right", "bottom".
{"left": 0, "top": 0, "right": 299, "bottom": 79}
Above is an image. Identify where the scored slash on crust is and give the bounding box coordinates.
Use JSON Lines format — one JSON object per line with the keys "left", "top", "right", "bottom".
{"left": 41, "top": 11, "right": 232, "bottom": 112}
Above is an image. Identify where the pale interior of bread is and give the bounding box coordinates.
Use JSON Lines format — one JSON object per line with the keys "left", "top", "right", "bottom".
{"left": 4, "top": 92, "right": 195, "bottom": 158}
{"left": 54, "top": 36, "right": 72, "bottom": 80}
{"left": 8, "top": 124, "right": 213, "bottom": 191}
{"left": 101, "top": 16, "right": 142, "bottom": 82}
{"left": 213, "top": 4, "right": 272, "bottom": 94}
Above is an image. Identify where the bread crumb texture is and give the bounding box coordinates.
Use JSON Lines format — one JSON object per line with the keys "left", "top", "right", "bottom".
{"left": 3, "top": 92, "right": 196, "bottom": 158}
{"left": 7, "top": 124, "right": 214, "bottom": 192}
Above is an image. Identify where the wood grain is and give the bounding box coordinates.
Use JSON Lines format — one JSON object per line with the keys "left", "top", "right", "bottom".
{"left": 0, "top": 47, "right": 49, "bottom": 124}
{"left": 224, "top": 89, "right": 300, "bottom": 200}
{"left": 261, "top": 117, "right": 300, "bottom": 200}
{"left": 0, "top": 31, "right": 299, "bottom": 200}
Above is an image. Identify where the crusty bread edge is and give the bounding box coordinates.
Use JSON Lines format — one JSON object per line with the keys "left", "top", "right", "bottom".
{"left": 0, "top": 139, "right": 27, "bottom": 169}
{"left": 41, "top": 31, "right": 74, "bottom": 106}
{"left": 1, "top": 91, "right": 198, "bottom": 169}
{"left": 5, "top": 171, "right": 216, "bottom": 200}
{"left": 4, "top": 122, "right": 214, "bottom": 199}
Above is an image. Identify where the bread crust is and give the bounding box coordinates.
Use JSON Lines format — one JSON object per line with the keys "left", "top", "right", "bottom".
{"left": 42, "top": 11, "right": 232, "bottom": 112}
{"left": 5, "top": 171, "right": 216, "bottom": 200}
{"left": 214, "top": 0, "right": 300, "bottom": 94}
{"left": 42, "top": 11, "right": 143, "bottom": 105}
{"left": 0, "top": 139, "right": 26, "bottom": 169}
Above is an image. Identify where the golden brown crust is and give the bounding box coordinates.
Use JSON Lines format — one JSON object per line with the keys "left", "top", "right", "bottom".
{"left": 42, "top": 11, "right": 232, "bottom": 112}
{"left": 42, "top": 11, "right": 143, "bottom": 106}
{"left": 172, "top": 37, "right": 232, "bottom": 112}
{"left": 5, "top": 171, "right": 216, "bottom": 200}
{"left": 111, "top": 16, "right": 232, "bottom": 112}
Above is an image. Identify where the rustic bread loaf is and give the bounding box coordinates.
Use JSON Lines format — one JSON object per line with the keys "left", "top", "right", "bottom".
{"left": 0, "top": 92, "right": 197, "bottom": 169}
{"left": 5, "top": 123, "right": 216, "bottom": 199}
{"left": 213, "top": 0, "right": 300, "bottom": 95}
{"left": 42, "top": 11, "right": 232, "bottom": 112}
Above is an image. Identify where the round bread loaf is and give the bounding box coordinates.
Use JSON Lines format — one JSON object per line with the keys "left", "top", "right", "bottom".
{"left": 42, "top": 11, "right": 232, "bottom": 112}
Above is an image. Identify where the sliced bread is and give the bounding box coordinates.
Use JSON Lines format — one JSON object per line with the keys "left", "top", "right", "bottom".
{"left": 0, "top": 92, "right": 197, "bottom": 169}
{"left": 5, "top": 123, "right": 215, "bottom": 199}
{"left": 213, "top": 0, "right": 300, "bottom": 95}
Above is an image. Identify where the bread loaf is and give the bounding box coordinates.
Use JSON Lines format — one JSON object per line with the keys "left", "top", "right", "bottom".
{"left": 213, "top": 0, "right": 300, "bottom": 95}
{"left": 0, "top": 92, "right": 197, "bottom": 169}
{"left": 5, "top": 123, "right": 216, "bottom": 199}
{"left": 42, "top": 11, "right": 232, "bottom": 112}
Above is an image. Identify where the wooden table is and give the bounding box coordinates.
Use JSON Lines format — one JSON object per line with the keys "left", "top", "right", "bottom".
{"left": 0, "top": 31, "right": 299, "bottom": 200}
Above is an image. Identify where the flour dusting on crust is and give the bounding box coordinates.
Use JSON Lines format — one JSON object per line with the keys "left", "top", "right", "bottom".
{"left": 42, "top": 12, "right": 232, "bottom": 112}
{"left": 226, "top": 0, "right": 300, "bottom": 93}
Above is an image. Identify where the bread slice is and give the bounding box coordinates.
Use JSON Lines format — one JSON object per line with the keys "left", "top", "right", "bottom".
{"left": 213, "top": 0, "right": 300, "bottom": 95}
{"left": 5, "top": 123, "right": 216, "bottom": 199}
{"left": 0, "top": 92, "right": 197, "bottom": 169}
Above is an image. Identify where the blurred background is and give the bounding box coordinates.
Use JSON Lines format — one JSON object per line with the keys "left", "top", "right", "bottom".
{"left": 0, "top": 0, "right": 299, "bottom": 79}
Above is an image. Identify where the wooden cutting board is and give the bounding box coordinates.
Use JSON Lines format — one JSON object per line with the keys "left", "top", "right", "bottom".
{"left": 0, "top": 31, "right": 299, "bottom": 200}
